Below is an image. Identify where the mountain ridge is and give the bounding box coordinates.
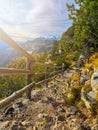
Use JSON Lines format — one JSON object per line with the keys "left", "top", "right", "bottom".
{"left": 0, "top": 37, "right": 54, "bottom": 66}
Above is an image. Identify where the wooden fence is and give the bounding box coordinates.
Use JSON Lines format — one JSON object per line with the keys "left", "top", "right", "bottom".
{"left": 0, "top": 29, "right": 65, "bottom": 109}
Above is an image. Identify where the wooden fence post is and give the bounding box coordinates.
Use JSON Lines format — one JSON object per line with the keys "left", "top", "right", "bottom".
{"left": 45, "top": 62, "right": 49, "bottom": 87}
{"left": 26, "top": 59, "right": 32, "bottom": 99}
{"left": 54, "top": 64, "right": 57, "bottom": 82}
{"left": 62, "top": 63, "right": 65, "bottom": 76}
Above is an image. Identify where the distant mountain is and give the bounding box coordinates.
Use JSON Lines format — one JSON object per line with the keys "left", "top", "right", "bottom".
{"left": 22, "top": 37, "right": 54, "bottom": 53}
{"left": 0, "top": 37, "right": 54, "bottom": 66}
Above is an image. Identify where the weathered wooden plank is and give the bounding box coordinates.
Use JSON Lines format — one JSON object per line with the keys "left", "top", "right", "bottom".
{"left": 0, "top": 29, "right": 48, "bottom": 67}
{"left": 0, "top": 68, "right": 51, "bottom": 77}
{"left": 36, "top": 79, "right": 47, "bottom": 85}
{"left": 34, "top": 72, "right": 46, "bottom": 76}
{"left": 0, "top": 67, "right": 33, "bottom": 75}
{"left": 62, "top": 63, "right": 65, "bottom": 76}
{"left": 26, "top": 59, "right": 32, "bottom": 99}
{"left": 32, "top": 62, "right": 46, "bottom": 67}
{"left": 45, "top": 63, "right": 49, "bottom": 87}
{"left": 0, "top": 82, "right": 35, "bottom": 109}
{"left": 56, "top": 66, "right": 62, "bottom": 69}
{"left": 0, "top": 68, "right": 62, "bottom": 109}
{"left": 0, "top": 28, "right": 34, "bottom": 61}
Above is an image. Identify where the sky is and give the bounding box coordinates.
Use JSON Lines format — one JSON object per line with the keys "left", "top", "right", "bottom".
{"left": 0, "top": 0, "right": 74, "bottom": 45}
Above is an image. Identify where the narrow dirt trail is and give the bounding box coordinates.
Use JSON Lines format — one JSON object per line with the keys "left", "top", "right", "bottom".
{"left": 1, "top": 69, "right": 95, "bottom": 130}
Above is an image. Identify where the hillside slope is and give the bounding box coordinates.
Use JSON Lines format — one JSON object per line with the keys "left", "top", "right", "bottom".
{"left": 0, "top": 53, "right": 98, "bottom": 129}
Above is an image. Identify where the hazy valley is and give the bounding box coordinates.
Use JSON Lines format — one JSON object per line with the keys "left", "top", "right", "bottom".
{"left": 0, "top": 37, "right": 54, "bottom": 66}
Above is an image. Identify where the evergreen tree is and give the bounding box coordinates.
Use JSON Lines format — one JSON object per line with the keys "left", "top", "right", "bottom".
{"left": 60, "top": 26, "right": 74, "bottom": 53}
{"left": 67, "top": 0, "right": 98, "bottom": 56}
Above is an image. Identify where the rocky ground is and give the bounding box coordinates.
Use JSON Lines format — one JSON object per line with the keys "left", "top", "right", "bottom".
{"left": 0, "top": 69, "right": 98, "bottom": 130}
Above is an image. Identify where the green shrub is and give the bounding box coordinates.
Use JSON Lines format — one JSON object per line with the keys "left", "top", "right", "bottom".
{"left": 72, "top": 85, "right": 82, "bottom": 100}
{"left": 72, "top": 52, "right": 80, "bottom": 61}
{"left": 89, "top": 47, "right": 94, "bottom": 53}
{"left": 76, "top": 100, "right": 85, "bottom": 108}
{"left": 0, "top": 75, "right": 26, "bottom": 98}
{"left": 54, "top": 54, "right": 71, "bottom": 69}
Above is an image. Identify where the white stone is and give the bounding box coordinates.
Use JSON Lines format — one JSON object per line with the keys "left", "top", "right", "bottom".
{"left": 87, "top": 91, "right": 96, "bottom": 102}
{"left": 91, "top": 72, "right": 98, "bottom": 91}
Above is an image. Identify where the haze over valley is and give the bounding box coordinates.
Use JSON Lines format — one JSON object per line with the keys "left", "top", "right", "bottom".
{"left": 0, "top": 37, "right": 54, "bottom": 66}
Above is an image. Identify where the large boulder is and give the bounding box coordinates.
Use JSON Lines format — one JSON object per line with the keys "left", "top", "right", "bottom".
{"left": 86, "top": 72, "right": 98, "bottom": 103}
{"left": 87, "top": 91, "right": 96, "bottom": 103}
{"left": 91, "top": 72, "right": 98, "bottom": 91}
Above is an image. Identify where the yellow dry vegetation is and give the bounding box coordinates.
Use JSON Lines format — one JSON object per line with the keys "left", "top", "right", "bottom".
{"left": 72, "top": 72, "right": 80, "bottom": 82}
{"left": 85, "top": 53, "right": 98, "bottom": 70}
{"left": 96, "top": 91, "right": 98, "bottom": 101}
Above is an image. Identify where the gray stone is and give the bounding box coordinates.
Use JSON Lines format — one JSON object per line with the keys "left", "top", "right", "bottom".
{"left": 22, "top": 120, "right": 30, "bottom": 126}
{"left": 91, "top": 72, "right": 98, "bottom": 91}
{"left": 43, "top": 122, "right": 52, "bottom": 130}
{"left": 66, "top": 106, "right": 78, "bottom": 116}
{"left": 58, "top": 115, "right": 65, "bottom": 122}
{"left": 0, "top": 117, "right": 3, "bottom": 122}
{"left": 87, "top": 91, "right": 96, "bottom": 103}
{"left": 0, "top": 121, "right": 11, "bottom": 130}
{"left": 4, "top": 106, "right": 14, "bottom": 117}
{"left": 81, "top": 124, "right": 91, "bottom": 130}
{"left": 80, "top": 72, "right": 89, "bottom": 85}
{"left": 15, "top": 101, "right": 24, "bottom": 108}
{"left": 53, "top": 122, "right": 66, "bottom": 130}
{"left": 91, "top": 124, "right": 98, "bottom": 130}
{"left": 44, "top": 115, "right": 53, "bottom": 123}
{"left": 0, "top": 121, "right": 26, "bottom": 130}
{"left": 68, "top": 119, "right": 81, "bottom": 129}
{"left": 10, "top": 124, "right": 19, "bottom": 130}
{"left": 81, "top": 88, "right": 92, "bottom": 110}
{"left": 68, "top": 119, "right": 90, "bottom": 130}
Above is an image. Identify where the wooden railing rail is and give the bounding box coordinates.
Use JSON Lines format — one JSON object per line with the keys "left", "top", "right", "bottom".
{"left": 0, "top": 28, "right": 34, "bottom": 62}
{"left": 0, "top": 82, "right": 35, "bottom": 109}
{"left": 0, "top": 67, "right": 34, "bottom": 75}
{"left": 0, "top": 66, "right": 63, "bottom": 76}
{"left": 0, "top": 28, "right": 65, "bottom": 108}
{"left": 0, "top": 66, "right": 64, "bottom": 109}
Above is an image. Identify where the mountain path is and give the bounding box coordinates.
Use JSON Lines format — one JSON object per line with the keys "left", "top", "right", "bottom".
{"left": 0, "top": 69, "right": 96, "bottom": 130}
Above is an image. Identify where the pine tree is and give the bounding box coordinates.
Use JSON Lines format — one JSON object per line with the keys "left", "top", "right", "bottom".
{"left": 67, "top": 0, "right": 98, "bottom": 56}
